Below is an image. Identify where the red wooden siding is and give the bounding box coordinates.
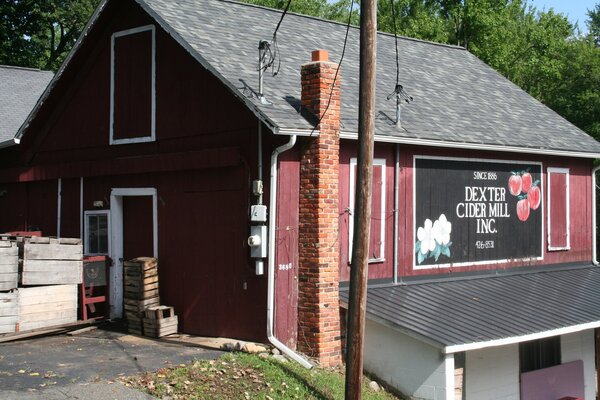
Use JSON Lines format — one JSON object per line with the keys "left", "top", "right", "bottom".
{"left": 349, "top": 160, "right": 385, "bottom": 261}
{"left": 0, "top": 0, "right": 268, "bottom": 341}
{"left": 26, "top": 180, "right": 58, "bottom": 236}
{"left": 122, "top": 196, "right": 154, "bottom": 259}
{"left": 548, "top": 170, "right": 569, "bottom": 249}
{"left": 59, "top": 178, "right": 81, "bottom": 238}
{"left": 339, "top": 142, "right": 395, "bottom": 282}
{"left": 113, "top": 28, "right": 153, "bottom": 140}
{"left": 274, "top": 149, "right": 300, "bottom": 348}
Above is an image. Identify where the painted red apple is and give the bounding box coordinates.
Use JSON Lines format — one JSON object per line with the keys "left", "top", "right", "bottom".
{"left": 521, "top": 172, "right": 532, "bottom": 193}
{"left": 517, "top": 198, "right": 530, "bottom": 221}
{"left": 528, "top": 185, "right": 541, "bottom": 210}
{"left": 508, "top": 174, "right": 522, "bottom": 196}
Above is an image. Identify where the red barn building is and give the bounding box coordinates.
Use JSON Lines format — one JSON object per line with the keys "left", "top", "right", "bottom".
{"left": 1, "top": 0, "right": 600, "bottom": 398}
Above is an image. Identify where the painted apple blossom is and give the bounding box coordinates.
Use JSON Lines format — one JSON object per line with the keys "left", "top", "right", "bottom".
{"left": 415, "top": 214, "right": 453, "bottom": 264}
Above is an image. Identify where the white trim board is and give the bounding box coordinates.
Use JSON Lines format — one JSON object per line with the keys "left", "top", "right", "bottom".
{"left": 109, "top": 187, "right": 158, "bottom": 319}
{"left": 444, "top": 320, "right": 600, "bottom": 354}
{"left": 110, "top": 24, "right": 156, "bottom": 145}
{"left": 547, "top": 167, "right": 570, "bottom": 251}
{"left": 338, "top": 132, "right": 600, "bottom": 159}
{"left": 57, "top": 178, "right": 62, "bottom": 238}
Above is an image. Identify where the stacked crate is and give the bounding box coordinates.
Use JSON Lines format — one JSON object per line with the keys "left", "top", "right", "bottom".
{"left": 18, "top": 237, "right": 81, "bottom": 331}
{"left": 0, "top": 241, "right": 18, "bottom": 291}
{"left": 143, "top": 305, "right": 178, "bottom": 338}
{"left": 1, "top": 239, "right": 23, "bottom": 334}
{"left": 123, "top": 257, "right": 160, "bottom": 335}
{"left": 0, "top": 236, "right": 81, "bottom": 335}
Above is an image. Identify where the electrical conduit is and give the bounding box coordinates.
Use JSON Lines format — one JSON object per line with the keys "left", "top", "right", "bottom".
{"left": 267, "top": 135, "right": 313, "bottom": 368}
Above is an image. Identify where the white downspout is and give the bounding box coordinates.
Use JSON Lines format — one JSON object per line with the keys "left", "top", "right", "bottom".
{"left": 593, "top": 166, "right": 600, "bottom": 265}
{"left": 267, "top": 135, "right": 312, "bottom": 369}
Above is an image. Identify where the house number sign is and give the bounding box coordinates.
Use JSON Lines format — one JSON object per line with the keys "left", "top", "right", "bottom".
{"left": 414, "top": 156, "right": 543, "bottom": 268}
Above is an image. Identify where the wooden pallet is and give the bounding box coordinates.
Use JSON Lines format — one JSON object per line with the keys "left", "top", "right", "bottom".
{"left": 143, "top": 306, "right": 178, "bottom": 338}
{"left": 21, "top": 238, "right": 82, "bottom": 285}
{"left": 0, "top": 241, "right": 18, "bottom": 291}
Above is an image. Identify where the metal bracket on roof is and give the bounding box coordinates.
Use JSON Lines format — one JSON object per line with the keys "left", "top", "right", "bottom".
{"left": 258, "top": 40, "right": 273, "bottom": 105}
{"left": 386, "top": 84, "right": 413, "bottom": 128}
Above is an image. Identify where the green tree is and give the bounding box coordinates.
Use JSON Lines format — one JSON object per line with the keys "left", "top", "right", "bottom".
{"left": 588, "top": 3, "right": 600, "bottom": 45}
{"left": 0, "top": 0, "right": 99, "bottom": 71}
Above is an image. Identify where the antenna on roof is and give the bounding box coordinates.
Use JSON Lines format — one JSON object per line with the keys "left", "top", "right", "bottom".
{"left": 258, "top": 40, "right": 273, "bottom": 105}
{"left": 255, "top": 0, "right": 292, "bottom": 104}
{"left": 386, "top": 84, "right": 413, "bottom": 128}
{"left": 386, "top": 0, "right": 412, "bottom": 128}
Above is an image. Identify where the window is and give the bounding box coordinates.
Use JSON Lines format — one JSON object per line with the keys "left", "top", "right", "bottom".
{"left": 84, "top": 210, "right": 110, "bottom": 255}
{"left": 547, "top": 168, "right": 569, "bottom": 250}
{"left": 519, "top": 337, "right": 561, "bottom": 374}
{"left": 349, "top": 158, "right": 386, "bottom": 262}
{"left": 110, "top": 25, "right": 156, "bottom": 145}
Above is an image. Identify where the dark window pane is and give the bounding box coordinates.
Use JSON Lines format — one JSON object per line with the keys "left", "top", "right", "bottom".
{"left": 87, "top": 214, "right": 108, "bottom": 255}
{"left": 519, "top": 337, "right": 561, "bottom": 374}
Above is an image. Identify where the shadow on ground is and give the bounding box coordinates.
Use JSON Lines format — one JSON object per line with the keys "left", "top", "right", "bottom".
{"left": 0, "top": 322, "right": 222, "bottom": 399}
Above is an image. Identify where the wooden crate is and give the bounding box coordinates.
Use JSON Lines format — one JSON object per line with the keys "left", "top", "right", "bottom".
{"left": 0, "top": 292, "right": 18, "bottom": 334}
{"left": 21, "top": 238, "right": 82, "bottom": 285}
{"left": 124, "top": 257, "right": 159, "bottom": 300}
{"left": 143, "top": 306, "right": 178, "bottom": 338}
{"left": 125, "top": 310, "right": 144, "bottom": 335}
{"left": 124, "top": 296, "right": 160, "bottom": 313}
{"left": 17, "top": 285, "right": 77, "bottom": 331}
{"left": 0, "top": 241, "right": 18, "bottom": 291}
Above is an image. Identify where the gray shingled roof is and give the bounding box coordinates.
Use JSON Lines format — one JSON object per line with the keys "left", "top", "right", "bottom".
{"left": 0, "top": 66, "right": 53, "bottom": 146}
{"left": 135, "top": 0, "right": 600, "bottom": 157}
{"left": 340, "top": 265, "right": 600, "bottom": 352}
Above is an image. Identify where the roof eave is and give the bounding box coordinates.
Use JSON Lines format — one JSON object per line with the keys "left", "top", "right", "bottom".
{"left": 444, "top": 319, "right": 600, "bottom": 354}
{"left": 338, "top": 131, "right": 600, "bottom": 159}
{"left": 0, "top": 137, "right": 20, "bottom": 150}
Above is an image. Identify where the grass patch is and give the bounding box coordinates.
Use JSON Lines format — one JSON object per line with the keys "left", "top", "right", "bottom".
{"left": 122, "top": 352, "right": 400, "bottom": 399}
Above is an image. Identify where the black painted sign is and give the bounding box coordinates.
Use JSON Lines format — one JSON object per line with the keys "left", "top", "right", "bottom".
{"left": 414, "top": 157, "right": 543, "bottom": 268}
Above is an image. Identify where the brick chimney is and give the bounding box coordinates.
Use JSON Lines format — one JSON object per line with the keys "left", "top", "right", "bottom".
{"left": 298, "top": 49, "right": 342, "bottom": 366}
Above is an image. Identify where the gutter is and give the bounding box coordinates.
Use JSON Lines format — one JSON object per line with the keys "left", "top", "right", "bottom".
{"left": 0, "top": 138, "right": 19, "bottom": 150}
{"left": 593, "top": 165, "right": 600, "bottom": 265}
{"left": 266, "top": 135, "right": 313, "bottom": 369}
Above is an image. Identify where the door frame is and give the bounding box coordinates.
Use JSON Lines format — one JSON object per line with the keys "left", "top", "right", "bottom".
{"left": 109, "top": 187, "right": 158, "bottom": 318}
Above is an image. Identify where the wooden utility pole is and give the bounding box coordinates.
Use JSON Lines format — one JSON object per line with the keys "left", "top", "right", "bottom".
{"left": 344, "top": 0, "right": 377, "bottom": 397}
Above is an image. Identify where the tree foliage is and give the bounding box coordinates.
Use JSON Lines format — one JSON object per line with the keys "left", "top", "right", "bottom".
{"left": 0, "top": 0, "right": 99, "bottom": 70}
{"left": 589, "top": 3, "right": 600, "bottom": 46}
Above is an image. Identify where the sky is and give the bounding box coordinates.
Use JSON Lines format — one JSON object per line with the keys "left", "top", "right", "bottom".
{"left": 528, "top": 0, "right": 597, "bottom": 34}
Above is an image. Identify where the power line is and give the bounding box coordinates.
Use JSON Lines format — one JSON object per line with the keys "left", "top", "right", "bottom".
{"left": 309, "top": 0, "right": 355, "bottom": 136}
{"left": 259, "top": 0, "right": 292, "bottom": 77}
